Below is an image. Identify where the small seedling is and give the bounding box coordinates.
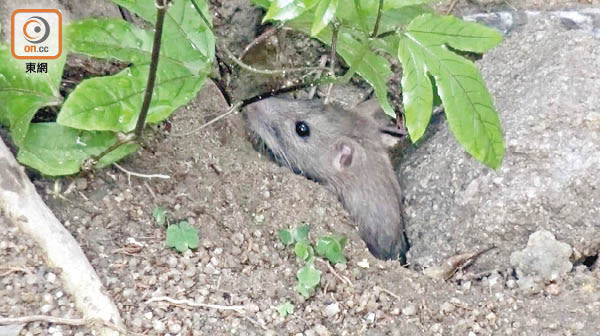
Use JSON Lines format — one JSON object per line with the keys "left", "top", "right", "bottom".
{"left": 296, "top": 261, "right": 322, "bottom": 299}
{"left": 153, "top": 206, "right": 168, "bottom": 226}
{"left": 294, "top": 241, "right": 314, "bottom": 262}
{"left": 279, "top": 223, "right": 310, "bottom": 246}
{"left": 276, "top": 301, "right": 294, "bottom": 318}
{"left": 279, "top": 223, "right": 347, "bottom": 298}
{"left": 166, "top": 220, "right": 199, "bottom": 253}
{"left": 316, "top": 235, "right": 348, "bottom": 265}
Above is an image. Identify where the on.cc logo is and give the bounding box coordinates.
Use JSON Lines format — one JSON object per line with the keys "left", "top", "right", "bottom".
{"left": 22, "top": 16, "right": 51, "bottom": 44}
{"left": 11, "top": 9, "right": 62, "bottom": 60}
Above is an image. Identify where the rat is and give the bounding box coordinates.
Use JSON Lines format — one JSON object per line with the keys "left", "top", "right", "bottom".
{"left": 245, "top": 97, "right": 409, "bottom": 263}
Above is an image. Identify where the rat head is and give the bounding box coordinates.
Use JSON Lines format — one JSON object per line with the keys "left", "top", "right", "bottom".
{"left": 245, "top": 97, "right": 379, "bottom": 182}
{"left": 246, "top": 97, "right": 409, "bottom": 262}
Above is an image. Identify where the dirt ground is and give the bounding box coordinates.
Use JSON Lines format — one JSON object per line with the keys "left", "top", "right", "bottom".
{"left": 1, "top": 0, "right": 599, "bottom": 335}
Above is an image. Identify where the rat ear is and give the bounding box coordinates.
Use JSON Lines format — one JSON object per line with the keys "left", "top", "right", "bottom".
{"left": 333, "top": 142, "right": 354, "bottom": 171}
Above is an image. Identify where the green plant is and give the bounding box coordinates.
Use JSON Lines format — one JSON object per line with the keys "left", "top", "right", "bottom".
{"left": 316, "top": 234, "right": 347, "bottom": 264}
{"left": 0, "top": 0, "right": 214, "bottom": 176}
{"left": 153, "top": 206, "right": 200, "bottom": 252}
{"left": 166, "top": 220, "right": 200, "bottom": 253}
{"left": 153, "top": 206, "right": 168, "bottom": 226}
{"left": 279, "top": 224, "right": 347, "bottom": 298}
{"left": 276, "top": 301, "right": 295, "bottom": 317}
{"left": 296, "top": 261, "right": 321, "bottom": 298}
{"left": 252, "top": 0, "right": 504, "bottom": 168}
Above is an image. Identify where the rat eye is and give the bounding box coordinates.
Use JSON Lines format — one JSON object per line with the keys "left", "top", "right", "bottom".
{"left": 295, "top": 121, "right": 310, "bottom": 137}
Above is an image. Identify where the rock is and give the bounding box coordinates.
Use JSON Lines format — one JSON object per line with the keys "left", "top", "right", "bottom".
{"left": 402, "top": 304, "right": 417, "bottom": 316}
{"left": 231, "top": 232, "right": 244, "bottom": 246}
{"left": 510, "top": 230, "right": 572, "bottom": 281}
{"left": 168, "top": 321, "right": 182, "bottom": 334}
{"left": 546, "top": 283, "right": 561, "bottom": 295}
{"left": 152, "top": 320, "right": 166, "bottom": 332}
{"left": 313, "top": 324, "right": 329, "bottom": 336}
{"left": 401, "top": 11, "right": 600, "bottom": 269}
{"left": 440, "top": 301, "right": 455, "bottom": 314}
{"left": 356, "top": 259, "right": 370, "bottom": 268}
{"left": 323, "top": 303, "right": 340, "bottom": 317}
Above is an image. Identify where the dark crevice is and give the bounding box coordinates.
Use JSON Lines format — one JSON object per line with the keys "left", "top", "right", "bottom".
{"left": 582, "top": 254, "right": 598, "bottom": 269}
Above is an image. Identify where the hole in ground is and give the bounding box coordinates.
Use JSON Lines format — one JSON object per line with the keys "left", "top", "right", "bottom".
{"left": 582, "top": 255, "right": 598, "bottom": 269}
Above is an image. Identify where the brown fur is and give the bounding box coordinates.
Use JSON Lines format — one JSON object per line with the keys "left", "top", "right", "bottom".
{"left": 246, "top": 98, "right": 408, "bottom": 262}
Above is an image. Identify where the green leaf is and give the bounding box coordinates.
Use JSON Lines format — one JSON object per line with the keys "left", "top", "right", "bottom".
{"left": 277, "top": 301, "right": 295, "bottom": 317}
{"left": 399, "top": 14, "right": 504, "bottom": 167}
{"left": 113, "top": 0, "right": 214, "bottom": 61}
{"left": 397, "top": 37, "right": 433, "bottom": 141}
{"left": 153, "top": 207, "right": 167, "bottom": 226}
{"left": 16, "top": 123, "right": 137, "bottom": 176}
{"left": 57, "top": 64, "right": 206, "bottom": 132}
{"left": 0, "top": 44, "right": 65, "bottom": 145}
{"left": 311, "top": 0, "right": 337, "bottom": 37}
{"left": 287, "top": 17, "right": 395, "bottom": 116}
{"left": 65, "top": 19, "right": 153, "bottom": 64}
{"left": 336, "top": 3, "right": 431, "bottom": 36}
{"left": 338, "top": 32, "right": 394, "bottom": 116}
{"left": 296, "top": 262, "right": 321, "bottom": 298}
{"left": 351, "top": 0, "right": 370, "bottom": 35}
{"left": 279, "top": 229, "right": 294, "bottom": 246}
{"left": 59, "top": 0, "right": 213, "bottom": 132}
{"left": 264, "top": 0, "right": 308, "bottom": 22}
{"left": 294, "top": 241, "right": 314, "bottom": 261}
{"left": 293, "top": 223, "right": 310, "bottom": 243}
{"left": 251, "top": 0, "right": 272, "bottom": 8}
{"left": 166, "top": 221, "right": 200, "bottom": 253}
{"left": 383, "top": 0, "right": 436, "bottom": 10}
{"left": 316, "top": 235, "right": 347, "bottom": 264}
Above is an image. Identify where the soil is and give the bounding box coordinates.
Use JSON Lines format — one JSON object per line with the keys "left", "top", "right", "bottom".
{"left": 1, "top": 0, "right": 599, "bottom": 336}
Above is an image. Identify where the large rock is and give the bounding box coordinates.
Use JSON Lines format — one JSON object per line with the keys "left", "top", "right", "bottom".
{"left": 510, "top": 230, "right": 573, "bottom": 282}
{"left": 400, "top": 11, "right": 600, "bottom": 270}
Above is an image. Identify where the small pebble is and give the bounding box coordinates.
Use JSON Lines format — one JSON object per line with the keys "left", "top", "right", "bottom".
{"left": 231, "top": 232, "right": 244, "bottom": 246}
{"left": 313, "top": 324, "right": 329, "bottom": 336}
{"left": 43, "top": 293, "right": 54, "bottom": 304}
{"left": 402, "top": 304, "right": 417, "bottom": 316}
{"left": 246, "top": 303, "right": 260, "bottom": 313}
{"left": 440, "top": 302, "right": 455, "bottom": 314}
{"left": 168, "top": 322, "right": 182, "bottom": 334}
{"left": 152, "top": 320, "right": 166, "bottom": 332}
{"left": 323, "top": 303, "right": 340, "bottom": 317}
{"left": 40, "top": 304, "right": 54, "bottom": 314}
{"left": 167, "top": 256, "right": 178, "bottom": 267}
{"left": 46, "top": 272, "right": 57, "bottom": 283}
{"left": 131, "top": 317, "right": 143, "bottom": 328}
{"left": 546, "top": 283, "right": 561, "bottom": 295}
{"left": 357, "top": 259, "right": 370, "bottom": 268}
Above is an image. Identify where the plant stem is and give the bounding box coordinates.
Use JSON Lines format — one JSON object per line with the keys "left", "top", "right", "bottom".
{"left": 324, "top": 22, "right": 340, "bottom": 104}
{"left": 134, "top": 0, "right": 168, "bottom": 139}
{"left": 240, "top": 75, "right": 342, "bottom": 108}
{"left": 220, "top": 42, "right": 327, "bottom": 76}
{"left": 371, "top": 0, "right": 384, "bottom": 37}
{"left": 376, "top": 30, "right": 397, "bottom": 39}
{"left": 330, "top": 22, "right": 339, "bottom": 75}
{"left": 89, "top": 133, "right": 136, "bottom": 165}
